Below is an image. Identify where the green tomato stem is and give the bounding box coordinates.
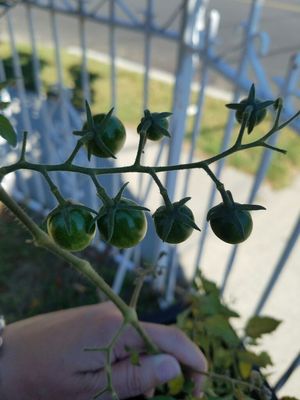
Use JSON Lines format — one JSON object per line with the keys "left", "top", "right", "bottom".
{"left": 235, "top": 105, "right": 252, "bottom": 146}
{"left": 41, "top": 169, "right": 66, "bottom": 206}
{"left": 148, "top": 169, "right": 173, "bottom": 208}
{"left": 19, "top": 131, "right": 28, "bottom": 162}
{"left": 134, "top": 130, "right": 148, "bottom": 166}
{"left": 65, "top": 140, "right": 84, "bottom": 165}
{"left": 90, "top": 174, "right": 114, "bottom": 206}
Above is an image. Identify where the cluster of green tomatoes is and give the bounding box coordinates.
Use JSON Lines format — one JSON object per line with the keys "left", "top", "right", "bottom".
{"left": 47, "top": 94, "right": 268, "bottom": 252}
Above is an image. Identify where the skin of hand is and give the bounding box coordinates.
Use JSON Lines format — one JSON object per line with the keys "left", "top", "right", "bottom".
{"left": 0, "top": 302, "right": 207, "bottom": 400}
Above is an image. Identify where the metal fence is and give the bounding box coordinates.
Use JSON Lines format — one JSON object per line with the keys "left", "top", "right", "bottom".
{"left": 0, "top": 0, "right": 299, "bottom": 395}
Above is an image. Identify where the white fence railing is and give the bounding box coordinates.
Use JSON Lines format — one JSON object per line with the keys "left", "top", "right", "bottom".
{"left": 0, "top": 0, "right": 299, "bottom": 395}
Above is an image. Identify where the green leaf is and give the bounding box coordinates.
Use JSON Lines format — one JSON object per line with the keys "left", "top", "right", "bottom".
{"left": 200, "top": 274, "right": 220, "bottom": 296}
{"left": 0, "top": 115, "right": 17, "bottom": 147}
{"left": 205, "top": 315, "right": 240, "bottom": 347}
{"left": 245, "top": 316, "right": 282, "bottom": 339}
{"left": 237, "top": 350, "right": 273, "bottom": 368}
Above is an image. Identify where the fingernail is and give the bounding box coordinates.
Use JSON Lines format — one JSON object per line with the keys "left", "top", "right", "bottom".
{"left": 154, "top": 354, "right": 181, "bottom": 383}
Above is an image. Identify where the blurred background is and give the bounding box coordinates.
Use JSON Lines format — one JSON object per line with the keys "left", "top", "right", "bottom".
{"left": 0, "top": 0, "right": 299, "bottom": 397}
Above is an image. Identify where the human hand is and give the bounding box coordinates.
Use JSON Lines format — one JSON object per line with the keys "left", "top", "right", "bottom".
{"left": 0, "top": 302, "right": 207, "bottom": 400}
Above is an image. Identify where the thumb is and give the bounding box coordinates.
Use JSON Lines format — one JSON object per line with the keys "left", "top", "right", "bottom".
{"left": 111, "top": 354, "right": 181, "bottom": 399}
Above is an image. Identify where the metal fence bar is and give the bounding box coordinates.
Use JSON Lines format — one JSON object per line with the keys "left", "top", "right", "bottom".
{"left": 49, "top": 0, "right": 79, "bottom": 201}
{"left": 142, "top": 0, "right": 153, "bottom": 111}
{"left": 274, "top": 352, "right": 300, "bottom": 393}
{"left": 181, "top": 8, "right": 217, "bottom": 198}
{"left": 78, "top": 0, "right": 91, "bottom": 106}
{"left": 5, "top": 11, "right": 32, "bottom": 199}
{"left": 109, "top": 0, "right": 117, "bottom": 109}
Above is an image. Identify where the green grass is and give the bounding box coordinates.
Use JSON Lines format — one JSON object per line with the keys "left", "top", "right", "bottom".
{"left": 1, "top": 43, "right": 299, "bottom": 189}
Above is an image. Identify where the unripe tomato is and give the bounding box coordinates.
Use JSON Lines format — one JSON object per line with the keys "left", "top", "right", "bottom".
{"left": 83, "top": 113, "right": 126, "bottom": 158}
{"left": 97, "top": 198, "right": 147, "bottom": 249}
{"left": 207, "top": 203, "right": 253, "bottom": 244}
{"left": 153, "top": 204, "right": 196, "bottom": 244}
{"left": 235, "top": 99, "right": 267, "bottom": 128}
{"left": 47, "top": 204, "right": 96, "bottom": 252}
{"left": 146, "top": 113, "right": 169, "bottom": 141}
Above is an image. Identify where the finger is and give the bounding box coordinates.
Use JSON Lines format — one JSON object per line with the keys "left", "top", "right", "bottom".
{"left": 188, "top": 370, "right": 206, "bottom": 398}
{"left": 115, "top": 323, "right": 207, "bottom": 375}
{"left": 84, "top": 354, "right": 181, "bottom": 400}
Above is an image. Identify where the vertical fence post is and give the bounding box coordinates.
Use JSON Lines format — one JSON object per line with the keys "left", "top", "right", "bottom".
{"left": 78, "top": 0, "right": 91, "bottom": 106}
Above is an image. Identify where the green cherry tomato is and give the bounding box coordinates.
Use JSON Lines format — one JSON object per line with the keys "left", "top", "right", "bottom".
{"left": 146, "top": 113, "right": 169, "bottom": 141}
{"left": 207, "top": 203, "right": 253, "bottom": 244}
{"left": 153, "top": 204, "right": 195, "bottom": 244}
{"left": 235, "top": 99, "right": 267, "bottom": 127}
{"left": 97, "top": 198, "right": 147, "bottom": 249}
{"left": 47, "top": 204, "right": 96, "bottom": 252}
{"left": 83, "top": 113, "right": 126, "bottom": 158}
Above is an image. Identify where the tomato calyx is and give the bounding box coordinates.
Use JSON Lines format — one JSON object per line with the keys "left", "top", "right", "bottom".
{"left": 73, "top": 101, "right": 117, "bottom": 160}
{"left": 137, "top": 109, "right": 172, "bottom": 141}
{"left": 153, "top": 197, "right": 200, "bottom": 244}
{"left": 226, "top": 84, "right": 274, "bottom": 133}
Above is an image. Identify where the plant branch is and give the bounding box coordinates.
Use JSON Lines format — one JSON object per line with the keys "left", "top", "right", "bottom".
{"left": 41, "top": 169, "right": 66, "bottom": 205}
{"left": 65, "top": 139, "right": 84, "bottom": 165}
{"left": 148, "top": 169, "right": 173, "bottom": 207}
{"left": 134, "top": 131, "right": 148, "bottom": 166}
{"left": 235, "top": 105, "right": 252, "bottom": 146}
{"left": 90, "top": 173, "right": 113, "bottom": 205}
